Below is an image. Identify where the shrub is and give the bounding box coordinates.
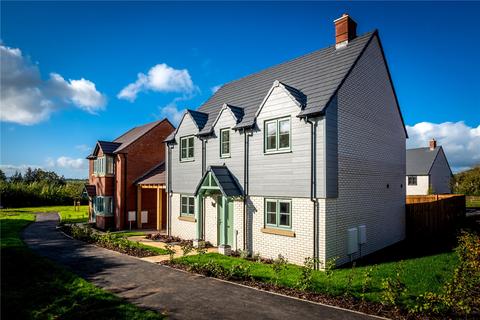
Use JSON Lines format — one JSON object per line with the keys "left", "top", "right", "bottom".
{"left": 228, "top": 264, "right": 251, "bottom": 281}
{"left": 165, "top": 243, "right": 176, "bottom": 260}
{"left": 272, "top": 254, "right": 288, "bottom": 285}
{"left": 180, "top": 241, "right": 194, "bottom": 256}
{"left": 381, "top": 261, "right": 407, "bottom": 308}
{"left": 297, "top": 257, "right": 320, "bottom": 291}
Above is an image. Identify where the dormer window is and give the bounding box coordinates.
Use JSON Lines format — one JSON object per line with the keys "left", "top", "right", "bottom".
{"left": 220, "top": 128, "right": 230, "bottom": 158}
{"left": 180, "top": 136, "right": 195, "bottom": 161}
{"left": 264, "top": 117, "right": 291, "bottom": 153}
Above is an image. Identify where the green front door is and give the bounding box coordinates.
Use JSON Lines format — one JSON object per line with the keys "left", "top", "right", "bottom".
{"left": 217, "top": 196, "right": 234, "bottom": 247}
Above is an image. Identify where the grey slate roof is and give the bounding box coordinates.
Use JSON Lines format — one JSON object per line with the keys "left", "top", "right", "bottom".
{"left": 193, "top": 31, "right": 375, "bottom": 133}
{"left": 406, "top": 147, "right": 441, "bottom": 175}
{"left": 134, "top": 162, "right": 165, "bottom": 185}
{"left": 97, "top": 141, "right": 122, "bottom": 154}
{"left": 194, "top": 165, "right": 243, "bottom": 197}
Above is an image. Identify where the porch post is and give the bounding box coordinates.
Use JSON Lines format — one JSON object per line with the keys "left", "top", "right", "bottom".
{"left": 136, "top": 186, "right": 142, "bottom": 229}
{"left": 194, "top": 194, "right": 203, "bottom": 242}
{"left": 218, "top": 196, "right": 231, "bottom": 255}
{"left": 156, "top": 186, "right": 162, "bottom": 231}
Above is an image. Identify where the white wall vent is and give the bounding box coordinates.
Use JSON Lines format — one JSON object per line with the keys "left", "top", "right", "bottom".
{"left": 141, "top": 211, "right": 148, "bottom": 223}
{"left": 358, "top": 225, "right": 367, "bottom": 244}
{"left": 128, "top": 211, "right": 136, "bottom": 222}
{"left": 347, "top": 227, "right": 358, "bottom": 255}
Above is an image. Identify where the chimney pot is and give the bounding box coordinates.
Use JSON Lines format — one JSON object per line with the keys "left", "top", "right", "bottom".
{"left": 334, "top": 14, "right": 357, "bottom": 49}
{"left": 429, "top": 138, "right": 437, "bottom": 150}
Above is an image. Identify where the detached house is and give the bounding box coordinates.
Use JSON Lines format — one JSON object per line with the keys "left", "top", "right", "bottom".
{"left": 86, "top": 119, "right": 175, "bottom": 230}
{"left": 406, "top": 139, "right": 453, "bottom": 195}
{"left": 165, "top": 14, "right": 407, "bottom": 265}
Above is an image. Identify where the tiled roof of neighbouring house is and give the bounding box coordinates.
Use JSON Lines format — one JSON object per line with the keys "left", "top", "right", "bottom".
{"left": 406, "top": 147, "right": 441, "bottom": 175}
{"left": 134, "top": 162, "right": 166, "bottom": 185}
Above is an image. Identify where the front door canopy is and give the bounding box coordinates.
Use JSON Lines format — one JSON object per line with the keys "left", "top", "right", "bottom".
{"left": 194, "top": 166, "right": 243, "bottom": 197}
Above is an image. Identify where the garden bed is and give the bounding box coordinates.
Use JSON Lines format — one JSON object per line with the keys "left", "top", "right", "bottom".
{"left": 61, "top": 224, "right": 169, "bottom": 257}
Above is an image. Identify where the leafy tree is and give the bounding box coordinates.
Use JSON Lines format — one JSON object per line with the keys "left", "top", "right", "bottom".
{"left": 10, "top": 171, "right": 23, "bottom": 183}
{"left": 0, "top": 169, "right": 6, "bottom": 182}
{"left": 452, "top": 165, "right": 480, "bottom": 196}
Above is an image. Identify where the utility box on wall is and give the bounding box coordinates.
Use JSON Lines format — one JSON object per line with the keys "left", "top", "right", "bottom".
{"left": 358, "top": 225, "right": 367, "bottom": 244}
{"left": 347, "top": 227, "right": 358, "bottom": 255}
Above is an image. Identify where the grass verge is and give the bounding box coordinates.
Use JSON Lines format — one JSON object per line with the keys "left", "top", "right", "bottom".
{"left": 0, "top": 209, "right": 164, "bottom": 319}
{"left": 0, "top": 205, "right": 89, "bottom": 223}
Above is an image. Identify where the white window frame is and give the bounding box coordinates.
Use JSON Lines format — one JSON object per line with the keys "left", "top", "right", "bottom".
{"left": 220, "top": 128, "right": 231, "bottom": 158}
{"left": 265, "top": 198, "right": 292, "bottom": 229}
{"left": 180, "top": 195, "right": 195, "bottom": 216}
{"left": 408, "top": 176, "right": 417, "bottom": 186}
{"left": 264, "top": 117, "right": 291, "bottom": 153}
{"left": 180, "top": 136, "right": 195, "bottom": 162}
{"left": 93, "top": 156, "right": 114, "bottom": 176}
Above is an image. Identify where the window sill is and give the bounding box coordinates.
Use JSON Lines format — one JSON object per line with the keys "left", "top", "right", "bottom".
{"left": 264, "top": 149, "right": 292, "bottom": 155}
{"left": 261, "top": 227, "right": 295, "bottom": 237}
{"left": 220, "top": 155, "right": 231, "bottom": 159}
{"left": 178, "top": 216, "right": 196, "bottom": 222}
{"left": 180, "top": 159, "right": 195, "bottom": 163}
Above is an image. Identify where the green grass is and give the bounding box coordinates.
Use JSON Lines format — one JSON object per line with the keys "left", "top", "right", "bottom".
{"left": 466, "top": 197, "right": 480, "bottom": 208}
{"left": 174, "top": 250, "right": 457, "bottom": 308}
{"left": 0, "top": 209, "right": 164, "bottom": 319}
{"left": 0, "top": 205, "right": 89, "bottom": 223}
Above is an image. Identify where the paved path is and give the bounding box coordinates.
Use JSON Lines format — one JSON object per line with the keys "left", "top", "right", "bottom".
{"left": 23, "top": 213, "right": 377, "bottom": 320}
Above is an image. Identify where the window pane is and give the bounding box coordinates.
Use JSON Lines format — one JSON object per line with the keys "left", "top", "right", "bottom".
{"left": 267, "top": 136, "right": 276, "bottom": 150}
{"left": 267, "top": 122, "right": 276, "bottom": 137}
{"left": 266, "top": 201, "right": 276, "bottom": 214}
{"left": 188, "top": 197, "right": 195, "bottom": 207}
{"left": 181, "top": 138, "right": 187, "bottom": 149}
{"left": 279, "top": 201, "right": 290, "bottom": 214}
{"left": 279, "top": 119, "right": 290, "bottom": 148}
{"left": 222, "top": 141, "right": 230, "bottom": 155}
{"left": 266, "top": 122, "right": 277, "bottom": 150}
{"left": 181, "top": 148, "right": 187, "bottom": 159}
{"left": 267, "top": 212, "right": 276, "bottom": 225}
{"left": 279, "top": 213, "right": 290, "bottom": 227}
{"left": 188, "top": 146, "right": 194, "bottom": 158}
{"left": 181, "top": 197, "right": 187, "bottom": 206}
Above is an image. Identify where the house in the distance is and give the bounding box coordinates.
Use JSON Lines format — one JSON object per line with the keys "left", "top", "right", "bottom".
{"left": 85, "top": 119, "right": 175, "bottom": 230}
{"left": 164, "top": 14, "right": 407, "bottom": 266}
{"left": 406, "top": 139, "right": 453, "bottom": 195}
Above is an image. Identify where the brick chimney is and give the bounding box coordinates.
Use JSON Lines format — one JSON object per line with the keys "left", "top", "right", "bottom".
{"left": 334, "top": 14, "right": 357, "bottom": 49}
{"left": 429, "top": 138, "right": 437, "bottom": 150}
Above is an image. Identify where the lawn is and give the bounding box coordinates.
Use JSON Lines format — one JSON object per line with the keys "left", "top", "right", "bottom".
{"left": 0, "top": 205, "right": 89, "bottom": 223}
{"left": 174, "top": 249, "right": 457, "bottom": 308}
{"left": 0, "top": 209, "right": 164, "bottom": 319}
{"left": 466, "top": 196, "right": 480, "bottom": 208}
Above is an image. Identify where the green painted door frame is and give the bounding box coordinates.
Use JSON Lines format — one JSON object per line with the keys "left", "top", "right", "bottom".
{"left": 218, "top": 196, "right": 233, "bottom": 247}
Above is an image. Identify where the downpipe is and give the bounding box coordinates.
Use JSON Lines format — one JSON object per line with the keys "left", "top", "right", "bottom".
{"left": 306, "top": 117, "right": 319, "bottom": 270}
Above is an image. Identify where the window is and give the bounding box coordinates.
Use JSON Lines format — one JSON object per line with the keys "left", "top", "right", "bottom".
{"left": 264, "top": 117, "right": 291, "bottom": 153}
{"left": 265, "top": 199, "right": 291, "bottom": 229}
{"left": 181, "top": 195, "right": 195, "bottom": 216}
{"left": 93, "top": 156, "right": 114, "bottom": 176}
{"left": 220, "top": 129, "right": 230, "bottom": 158}
{"left": 180, "top": 136, "right": 195, "bottom": 161}
{"left": 93, "top": 196, "right": 113, "bottom": 216}
{"left": 408, "top": 176, "right": 417, "bottom": 186}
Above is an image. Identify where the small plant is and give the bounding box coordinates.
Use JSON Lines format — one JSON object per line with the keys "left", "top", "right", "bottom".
{"left": 381, "top": 261, "right": 407, "bottom": 308}
{"left": 252, "top": 252, "right": 261, "bottom": 262}
{"left": 228, "top": 264, "right": 251, "bottom": 281}
{"left": 165, "top": 243, "right": 176, "bottom": 261}
{"left": 345, "top": 261, "right": 356, "bottom": 297}
{"left": 361, "top": 266, "right": 375, "bottom": 303}
{"left": 180, "top": 241, "right": 194, "bottom": 256}
{"left": 272, "top": 254, "right": 288, "bottom": 285}
{"left": 194, "top": 245, "right": 207, "bottom": 255}
{"left": 237, "top": 249, "right": 249, "bottom": 259}
{"left": 297, "top": 257, "right": 319, "bottom": 291}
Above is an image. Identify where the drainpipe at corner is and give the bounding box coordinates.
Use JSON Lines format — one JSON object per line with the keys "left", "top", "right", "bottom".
{"left": 306, "top": 116, "right": 319, "bottom": 269}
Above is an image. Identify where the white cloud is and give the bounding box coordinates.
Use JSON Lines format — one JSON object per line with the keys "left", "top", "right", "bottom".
{"left": 75, "top": 144, "right": 91, "bottom": 152}
{"left": 0, "top": 164, "right": 42, "bottom": 177}
{"left": 0, "top": 44, "right": 106, "bottom": 125}
{"left": 55, "top": 156, "right": 86, "bottom": 169}
{"left": 118, "top": 63, "right": 196, "bottom": 102}
{"left": 159, "top": 101, "right": 185, "bottom": 125}
{"left": 211, "top": 84, "right": 222, "bottom": 94}
{"left": 407, "top": 121, "right": 480, "bottom": 172}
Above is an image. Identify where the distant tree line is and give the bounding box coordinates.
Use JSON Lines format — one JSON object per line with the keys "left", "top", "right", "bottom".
{"left": 0, "top": 168, "right": 87, "bottom": 208}
{"left": 452, "top": 165, "right": 480, "bottom": 196}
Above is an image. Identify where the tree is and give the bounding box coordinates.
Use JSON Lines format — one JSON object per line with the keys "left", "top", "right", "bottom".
{"left": 0, "top": 169, "right": 6, "bottom": 182}
{"left": 10, "top": 171, "right": 23, "bottom": 183}
{"left": 452, "top": 165, "right": 480, "bottom": 196}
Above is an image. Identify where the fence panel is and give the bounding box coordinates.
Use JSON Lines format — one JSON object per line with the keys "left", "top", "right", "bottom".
{"left": 406, "top": 195, "right": 466, "bottom": 241}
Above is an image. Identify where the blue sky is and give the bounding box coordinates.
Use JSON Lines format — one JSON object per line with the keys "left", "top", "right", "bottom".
{"left": 1, "top": 1, "right": 479, "bottom": 178}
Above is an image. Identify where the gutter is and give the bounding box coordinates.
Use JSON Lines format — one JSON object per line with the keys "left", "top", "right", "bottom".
{"left": 306, "top": 116, "right": 319, "bottom": 269}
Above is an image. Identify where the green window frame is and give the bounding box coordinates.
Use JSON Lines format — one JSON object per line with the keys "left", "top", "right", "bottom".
{"left": 93, "top": 196, "right": 113, "bottom": 216}
{"left": 264, "top": 117, "right": 291, "bottom": 153}
{"left": 180, "top": 195, "right": 195, "bottom": 216}
{"left": 180, "top": 136, "right": 195, "bottom": 161}
{"left": 220, "top": 128, "right": 231, "bottom": 158}
{"left": 265, "top": 199, "right": 292, "bottom": 229}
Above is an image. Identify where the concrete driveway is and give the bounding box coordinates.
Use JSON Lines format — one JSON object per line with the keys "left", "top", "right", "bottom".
{"left": 22, "top": 213, "right": 378, "bottom": 320}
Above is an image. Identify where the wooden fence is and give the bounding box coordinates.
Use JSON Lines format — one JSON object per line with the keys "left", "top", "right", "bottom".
{"left": 406, "top": 194, "right": 466, "bottom": 242}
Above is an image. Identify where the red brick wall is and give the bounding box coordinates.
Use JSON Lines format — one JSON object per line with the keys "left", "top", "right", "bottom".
{"left": 116, "top": 120, "right": 175, "bottom": 230}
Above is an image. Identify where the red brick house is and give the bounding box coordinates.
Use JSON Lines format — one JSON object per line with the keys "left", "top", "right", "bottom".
{"left": 85, "top": 119, "right": 175, "bottom": 230}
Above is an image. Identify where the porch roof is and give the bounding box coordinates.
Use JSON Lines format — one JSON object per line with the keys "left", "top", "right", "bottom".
{"left": 195, "top": 165, "right": 243, "bottom": 197}
{"left": 84, "top": 184, "right": 96, "bottom": 197}
{"left": 134, "top": 162, "right": 166, "bottom": 186}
